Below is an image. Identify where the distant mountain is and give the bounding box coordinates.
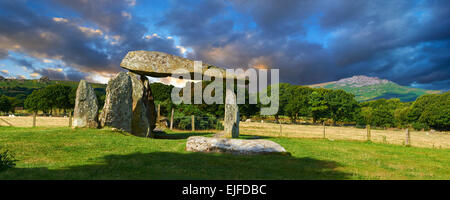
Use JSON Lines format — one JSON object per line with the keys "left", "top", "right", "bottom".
{"left": 309, "top": 75, "right": 440, "bottom": 102}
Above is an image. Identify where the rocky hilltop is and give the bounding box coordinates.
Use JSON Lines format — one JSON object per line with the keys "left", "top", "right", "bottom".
{"left": 335, "top": 75, "right": 390, "bottom": 87}
{"left": 310, "top": 75, "right": 440, "bottom": 102}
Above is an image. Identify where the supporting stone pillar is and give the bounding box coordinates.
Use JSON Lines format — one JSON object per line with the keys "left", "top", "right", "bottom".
{"left": 143, "top": 76, "right": 157, "bottom": 136}
{"left": 129, "top": 72, "right": 154, "bottom": 137}
{"left": 224, "top": 88, "right": 239, "bottom": 138}
{"left": 100, "top": 72, "right": 133, "bottom": 133}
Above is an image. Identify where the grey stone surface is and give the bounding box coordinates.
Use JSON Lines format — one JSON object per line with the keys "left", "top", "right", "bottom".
{"left": 223, "top": 89, "right": 239, "bottom": 138}
{"left": 129, "top": 72, "right": 157, "bottom": 137}
{"left": 143, "top": 76, "right": 157, "bottom": 132}
{"left": 120, "top": 50, "right": 227, "bottom": 79}
{"left": 129, "top": 72, "right": 151, "bottom": 137}
{"left": 39, "top": 76, "right": 50, "bottom": 83}
{"left": 100, "top": 72, "right": 133, "bottom": 133}
{"left": 186, "top": 136, "right": 289, "bottom": 155}
{"left": 73, "top": 80, "right": 99, "bottom": 128}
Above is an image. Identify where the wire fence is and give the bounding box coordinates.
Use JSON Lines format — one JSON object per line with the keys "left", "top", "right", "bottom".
{"left": 239, "top": 120, "right": 450, "bottom": 149}
{"left": 1, "top": 113, "right": 449, "bottom": 149}
{"left": 160, "top": 115, "right": 223, "bottom": 131}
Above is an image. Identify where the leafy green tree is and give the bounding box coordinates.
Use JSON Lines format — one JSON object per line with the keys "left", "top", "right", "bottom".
{"left": 358, "top": 106, "right": 373, "bottom": 126}
{"left": 308, "top": 88, "right": 330, "bottom": 123}
{"left": 150, "top": 82, "right": 174, "bottom": 102}
{"left": 326, "top": 89, "right": 359, "bottom": 124}
{"left": 407, "top": 94, "right": 439, "bottom": 123}
{"left": 284, "top": 86, "right": 313, "bottom": 122}
{"left": 419, "top": 92, "right": 449, "bottom": 131}
{"left": 24, "top": 90, "right": 42, "bottom": 114}
{"left": 359, "top": 98, "right": 407, "bottom": 128}
{"left": 238, "top": 90, "right": 259, "bottom": 119}
{"left": 258, "top": 83, "right": 292, "bottom": 121}
{"left": 0, "top": 95, "right": 12, "bottom": 114}
{"left": 10, "top": 94, "right": 27, "bottom": 109}
{"left": 44, "top": 84, "right": 74, "bottom": 113}
{"left": 394, "top": 106, "right": 410, "bottom": 128}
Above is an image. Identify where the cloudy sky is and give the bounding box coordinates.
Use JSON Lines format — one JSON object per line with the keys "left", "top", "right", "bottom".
{"left": 0, "top": 0, "right": 449, "bottom": 90}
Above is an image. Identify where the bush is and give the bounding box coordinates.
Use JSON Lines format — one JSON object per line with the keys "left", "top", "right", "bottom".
{"left": 215, "top": 121, "right": 224, "bottom": 130}
{"left": 0, "top": 149, "right": 17, "bottom": 172}
{"left": 171, "top": 111, "right": 223, "bottom": 130}
{"left": 412, "top": 122, "right": 429, "bottom": 131}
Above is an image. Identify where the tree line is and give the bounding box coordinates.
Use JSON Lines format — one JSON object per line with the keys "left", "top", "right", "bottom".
{"left": 0, "top": 81, "right": 448, "bottom": 131}
{"left": 150, "top": 81, "right": 448, "bottom": 131}
{"left": 0, "top": 84, "right": 105, "bottom": 116}
{"left": 266, "top": 83, "right": 449, "bottom": 131}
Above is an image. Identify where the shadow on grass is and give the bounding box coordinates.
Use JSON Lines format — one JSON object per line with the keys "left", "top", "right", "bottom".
{"left": 0, "top": 152, "right": 350, "bottom": 180}
{"left": 153, "top": 131, "right": 275, "bottom": 140}
{"left": 153, "top": 132, "right": 214, "bottom": 139}
{"left": 238, "top": 135, "right": 273, "bottom": 140}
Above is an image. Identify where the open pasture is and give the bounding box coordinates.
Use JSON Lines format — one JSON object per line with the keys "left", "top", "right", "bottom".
{"left": 0, "top": 127, "right": 449, "bottom": 180}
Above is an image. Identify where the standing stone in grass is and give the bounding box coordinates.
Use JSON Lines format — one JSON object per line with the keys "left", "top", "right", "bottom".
{"left": 143, "top": 76, "right": 157, "bottom": 133}
{"left": 100, "top": 72, "right": 133, "bottom": 133}
{"left": 223, "top": 89, "right": 239, "bottom": 138}
{"left": 73, "top": 80, "right": 99, "bottom": 128}
{"left": 129, "top": 72, "right": 156, "bottom": 137}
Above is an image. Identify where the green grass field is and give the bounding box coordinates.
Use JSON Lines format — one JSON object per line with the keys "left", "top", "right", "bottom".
{"left": 0, "top": 127, "right": 449, "bottom": 180}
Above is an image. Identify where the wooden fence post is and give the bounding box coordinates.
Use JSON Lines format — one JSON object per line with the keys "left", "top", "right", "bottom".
{"left": 32, "top": 112, "right": 37, "bottom": 127}
{"left": 191, "top": 115, "right": 195, "bottom": 132}
{"left": 279, "top": 121, "right": 282, "bottom": 137}
{"left": 366, "top": 125, "right": 371, "bottom": 141}
{"left": 68, "top": 111, "right": 72, "bottom": 127}
{"left": 323, "top": 122, "right": 326, "bottom": 139}
{"left": 405, "top": 128, "right": 410, "bottom": 146}
{"left": 170, "top": 108, "right": 174, "bottom": 130}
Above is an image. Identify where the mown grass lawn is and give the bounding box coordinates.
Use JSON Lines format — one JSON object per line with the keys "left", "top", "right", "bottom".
{"left": 0, "top": 127, "right": 449, "bottom": 180}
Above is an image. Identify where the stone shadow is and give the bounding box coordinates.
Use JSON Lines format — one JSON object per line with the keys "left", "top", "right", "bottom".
{"left": 0, "top": 152, "right": 351, "bottom": 180}
{"left": 153, "top": 132, "right": 214, "bottom": 140}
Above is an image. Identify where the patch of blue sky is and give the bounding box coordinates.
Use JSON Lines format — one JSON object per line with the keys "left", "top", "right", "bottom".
{"left": 294, "top": 13, "right": 330, "bottom": 48}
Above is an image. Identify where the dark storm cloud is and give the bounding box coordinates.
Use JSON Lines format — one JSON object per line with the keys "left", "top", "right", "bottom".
{"left": 65, "top": 68, "right": 88, "bottom": 82}
{"left": 35, "top": 68, "right": 66, "bottom": 81}
{"left": 159, "top": 0, "right": 450, "bottom": 90}
{"left": 8, "top": 56, "right": 86, "bottom": 81}
{"left": 0, "top": 0, "right": 180, "bottom": 81}
{"left": 158, "top": 0, "right": 234, "bottom": 48}
{"left": 52, "top": 0, "right": 181, "bottom": 57}
{"left": 1, "top": 0, "right": 449, "bottom": 89}
{"left": 0, "top": 49, "right": 7, "bottom": 59}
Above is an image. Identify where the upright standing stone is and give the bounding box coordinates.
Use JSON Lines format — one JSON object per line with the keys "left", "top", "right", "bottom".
{"left": 224, "top": 89, "right": 239, "bottom": 138}
{"left": 143, "top": 76, "right": 157, "bottom": 133}
{"left": 129, "top": 72, "right": 156, "bottom": 137}
{"left": 73, "top": 80, "right": 99, "bottom": 128}
{"left": 100, "top": 72, "right": 133, "bottom": 133}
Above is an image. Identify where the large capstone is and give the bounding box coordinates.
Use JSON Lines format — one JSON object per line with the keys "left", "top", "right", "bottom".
{"left": 129, "top": 72, "right": 156, "bottom": 137}
{"left": 120, "top": 51, "right": 227, "bottom": 79}
{"left": 186, "top": 136, "right": 289, "bottom": 155}
{"left": 73, "top": 80, "right": 99, "bottom": 128}
{"left": 100, "top": 72, "right": 133, "bottom": 133}
{"left": 224, "top": 89, "right": 239, "bottom": 138}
